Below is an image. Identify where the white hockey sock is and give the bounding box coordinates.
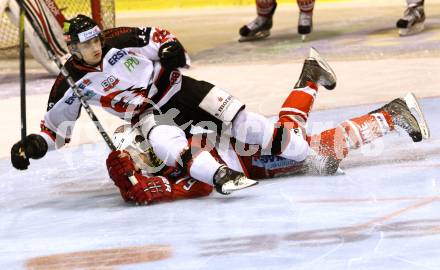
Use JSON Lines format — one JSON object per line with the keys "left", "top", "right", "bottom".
{"left": 148, "top": 125, "right": 189, "bottom": 167}
{"left": 278, "top": 128, "right": 310, "bottom": 162}
{"left": 189, "top": 151, "right": 222, "bottom": 186}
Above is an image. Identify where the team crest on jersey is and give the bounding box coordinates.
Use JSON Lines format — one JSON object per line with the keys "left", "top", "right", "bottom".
{"left": 169, "top": 71, "right": 181, "bottom": 85}
{"left": 101, "top": 75, "right": 120, "bottom": 92}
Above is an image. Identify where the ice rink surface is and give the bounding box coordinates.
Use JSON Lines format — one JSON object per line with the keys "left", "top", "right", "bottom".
{"left": 0, "top": 98, "right": 439, "bottom": 270}
{"left": 1, "top": 0, "right": 440, "bottom": 269}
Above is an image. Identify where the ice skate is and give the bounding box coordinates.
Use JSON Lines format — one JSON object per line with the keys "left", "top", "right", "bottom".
{"left": 396, "top": 2, "right": 425, "bottom": 36}
{"left": 295, "top": 47, "right": 337, "bottom": 90}
{"left": 372, "top": 92, "right": 430, "bottom": 142}
{"left": 239, "top": 4, "right": 277, "bottom": 42}
{"left": 303, "top": 150, "right": 340, "bottom": 176}
{"left": 213, "top": 165, "right": 258, "bottom": 195}
{"left": 298, "top": 11, "right": 313, "bottom": 41}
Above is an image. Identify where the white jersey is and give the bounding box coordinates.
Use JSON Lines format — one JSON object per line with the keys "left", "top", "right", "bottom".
{"left": 40, "top": 27, "right": 187, "bottom": 150}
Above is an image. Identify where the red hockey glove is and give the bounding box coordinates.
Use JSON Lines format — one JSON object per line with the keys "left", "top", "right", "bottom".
{"left": 106, "top": 150, "right": 137, "bottom": 201}
{"left": 128, "top": 174, "right": 173, "bottom": 205}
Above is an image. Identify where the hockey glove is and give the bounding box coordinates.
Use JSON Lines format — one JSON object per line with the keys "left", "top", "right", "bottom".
{"left": 106, "top": 150, "right": 137, "bottom": 201}
{"left": 158, "top": 40, "right": 186, "bottom": 70}
{"left": 128, "top": 175, "right": 173, "bottom": 205}
{"left": 106, "top": 150, "right": 173, "bottom": 204}
{"left": 11, "top": 134, "right": 48, "bottom": 170}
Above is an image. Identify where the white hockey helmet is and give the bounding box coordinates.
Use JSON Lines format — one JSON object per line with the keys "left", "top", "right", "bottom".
{"left": 112, "top": 124, "right": 165, "bottom": 173}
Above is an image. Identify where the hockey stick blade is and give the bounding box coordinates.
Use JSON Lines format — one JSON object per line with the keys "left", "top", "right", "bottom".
{"left": 403, "top": 92, "right": 431, "bottom": 140}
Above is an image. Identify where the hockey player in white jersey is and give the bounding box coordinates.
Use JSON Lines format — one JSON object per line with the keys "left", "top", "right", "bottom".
{"left": 9, "top": 14, "right": 257, "bottom": 195}
{"left": 239, "top": 0, "right": 315, "bottom": 42}
{"left": 397, "top": 0, "right": 426, "bottom": 36}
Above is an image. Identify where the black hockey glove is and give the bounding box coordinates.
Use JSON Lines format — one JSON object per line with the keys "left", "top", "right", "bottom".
{"left": 11, "top": 134, "right": 48, "bottom": 170}
{"left": 158, "top": 40, "right": 186, "bottom": 70}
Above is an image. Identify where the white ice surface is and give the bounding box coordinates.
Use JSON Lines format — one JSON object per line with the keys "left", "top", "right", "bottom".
{"left": 0, "top": 98, "right": 439, "bottom": 270}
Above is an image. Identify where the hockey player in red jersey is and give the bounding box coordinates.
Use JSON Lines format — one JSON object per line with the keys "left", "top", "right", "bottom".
{"left": 239, "top": 0, "right": 315, "bottom": 42}
{"left": 105, "top": 90, "right": 429, "bottom": 205}
{"left": 105, "top": 56, "right": 430, "bottom": 205}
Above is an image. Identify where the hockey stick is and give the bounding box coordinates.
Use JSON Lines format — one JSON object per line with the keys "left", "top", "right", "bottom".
{"left": 19, "top": 0, "right": 26, "bottom": 142}
{"left": 20, "top": 3, "right": 138, "bottom": 185}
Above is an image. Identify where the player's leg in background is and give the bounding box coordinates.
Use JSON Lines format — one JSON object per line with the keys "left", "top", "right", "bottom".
{"left": 239, "top": 0, "right": 277, "bottom": 42}
{"left": 231, "top": 48, "right": 336, "bottom": 164}
{"left": 309, "top": 93, "right": 429, "bottom": 162}
{"left": 278, "top": 47, "right": 336, "bottom": 130}
{"left": 396, "top": 0, "right": 425, "bottom": 36}
{"left": 297, "top": 0, "right": 315, "bottom": 40}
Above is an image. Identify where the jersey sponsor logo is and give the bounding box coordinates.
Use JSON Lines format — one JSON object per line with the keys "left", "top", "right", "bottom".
{"left": 101, "top": 75, "right": 120, "bottom": 92}
{"left": 83, "top": 90, "right": 96, "bottom": 100}
{"left": 124, "top": 57, "right": 140, "bottom": 72}
{"left": 78, "top": 25, "right": 101, "bottom": 42}
{"left": 64, "top": 92, "right": 77, "bottom": 105}
{"left": 78, "top": 78, "right": 92, "bottom": 90}
{"left": 65, "top": 80, "right": 93, "bottom": 104}
{"left": 215, "top": 95, "right": 233, "bottom": 117}
{"left": 64, "top": 91, "right": 95, "bottom": 105}
{"left": 252, "top": 155, "right": 301, "bottom": 169}
{"left": 108, "top": 50, "right": 128, "bottom": 65}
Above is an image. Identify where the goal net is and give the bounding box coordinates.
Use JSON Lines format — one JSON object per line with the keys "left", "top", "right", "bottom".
{"left": 0, "top": 0, "right": 115, "bottom": 71}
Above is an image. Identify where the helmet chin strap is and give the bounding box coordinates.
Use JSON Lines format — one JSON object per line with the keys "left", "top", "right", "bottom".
{"left": 68, "top": 44, "right": 83, "bottom": 60}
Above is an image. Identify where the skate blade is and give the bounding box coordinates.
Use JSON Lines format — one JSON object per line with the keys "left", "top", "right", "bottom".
{"left": 222, "top": 179, "right": 259, "bottom": 194}
{"left": 399, "top": 22, "right": 424, "bottom": 36}
{"left": 403, "top": 92, "right": 431, "bottom": 140}
{"left": 301, "top": 34, "right": 307, "bottom": 42}
{"left": 238, "top": 30, "right": 270, "bottom": 42}
{"left": 336, "top": 167, "right": 345, "bottom": 175}
{"left": 308, "top": 47, "right": 337, "bottom": 90}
